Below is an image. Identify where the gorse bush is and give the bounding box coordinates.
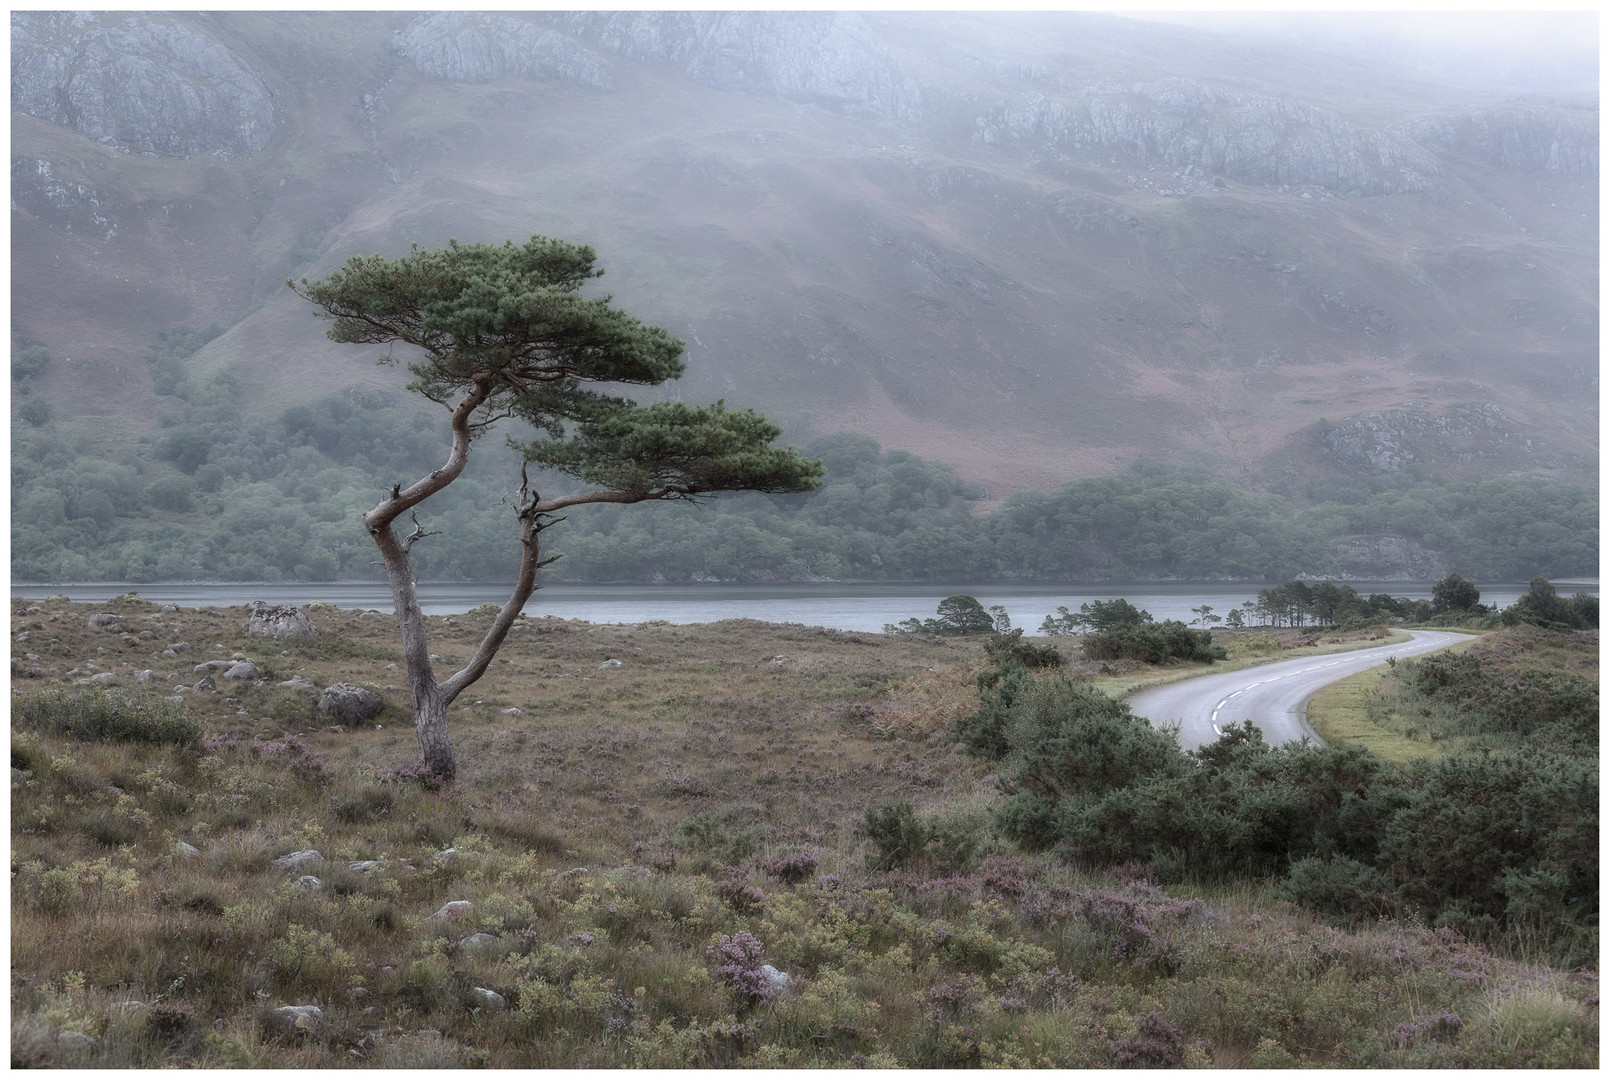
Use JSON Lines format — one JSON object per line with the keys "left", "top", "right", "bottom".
{"left": 1080, "top": 620, "right": 1226, "bottom": 665}
{"left": 13, "top": 688, "right": 203, "bottom": 746}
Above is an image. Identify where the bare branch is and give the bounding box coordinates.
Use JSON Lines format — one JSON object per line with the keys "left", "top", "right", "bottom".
{"left": 400, "top": 511, "right": 441, "bottom": 553}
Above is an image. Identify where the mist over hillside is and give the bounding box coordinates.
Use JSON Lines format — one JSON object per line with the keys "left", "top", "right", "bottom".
{"left": 10, "top": 11, "right": 1598, "bottom": 565}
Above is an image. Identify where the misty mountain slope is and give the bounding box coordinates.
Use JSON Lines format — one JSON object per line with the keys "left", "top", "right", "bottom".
{"left": 10, "top": 11, "right": 1597, "bottom": 500}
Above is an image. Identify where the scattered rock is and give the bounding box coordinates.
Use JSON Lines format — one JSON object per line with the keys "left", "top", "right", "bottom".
{"left": 460, "top": 932, "right": 499, "bottom": 954}
{"left": 349, "top": 859, "right": 383, "bottom": 873}
{"left": 358, "top": 610, "right": 385, "bottom": 619}
{"left": 87, "top": 613, "right": 122, "bottom": 630}
{"left": 248, "top": 602, "right": 318, "bottom": 640}
{"left": 279, "top": 676, "right": 315, "bottom": 689}
{"left": 224, "top": 660, "right": 260, "bottom": 681}
{"left": 167, "top": 641, "right": 189, "bottom": 653}
{"left": 56, "top": 1030, "right": 96, "bottom": 1051}
{"left": 327, "top": 725, "right": 346, "bottom": 734}
{"left": 270, "top": 1005, "right": 324, "bottom": 1035}
{"left": 135, "top": 669, "right": 156, "bottom": 682}
{"left": 173, "top": 841, "right": 201, "bottom": 859}
{"left": 193, "top": 675, "right": 216, "bottom": 693}
{"left": 319, "top": 683, "right": 384, "bottom": 722}
{"left": 470, "top": 987, "right": 506, "bottom": 1010}
{"left": 296, "top": 875, "right": 324, "bottom": 891}
{"left": 433, "top": 847, "right": 459, "bottom": 865}
{"left": 89, "top": 672, "right": 119, "bottom": 684}
{"left": 273, "top": 849, "right": 324, "bottom": 871}
{"left": 598, "top": 658, "right": 623, "bottom": 669}
{"left": 761, "top": 964, "right": 791, "bottom": 993}
{"left": 195, "top": 660, "right": 233, "bottom": 673}
{"left": 501, "top": 707, "right": 524, "bottom": 716}
{"left": 427, "top": 900, "right": 475, "bottom": 923}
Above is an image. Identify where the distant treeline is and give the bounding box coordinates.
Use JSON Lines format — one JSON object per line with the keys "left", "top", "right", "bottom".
{"left": 9, "top": 345, "right": 1600, "bottom": 584}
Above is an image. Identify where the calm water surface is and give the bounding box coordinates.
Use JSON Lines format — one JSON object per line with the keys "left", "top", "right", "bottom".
{"left": 10, "top": 581, "right": 1589, "bottom": 634}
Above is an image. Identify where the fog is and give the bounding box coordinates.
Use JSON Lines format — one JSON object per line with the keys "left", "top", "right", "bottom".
{"left": 1126, "top": 10, "right": 1598, "bottom": 92}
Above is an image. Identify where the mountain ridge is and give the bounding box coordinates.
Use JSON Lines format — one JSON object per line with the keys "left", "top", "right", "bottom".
{"left": 10, "top": 10, "right": 1598, "bottom": 501}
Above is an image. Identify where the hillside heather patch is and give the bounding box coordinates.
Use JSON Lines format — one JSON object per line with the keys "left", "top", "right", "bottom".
{"left": 9, "top": 598, "right": 1597, "bottom": 1067}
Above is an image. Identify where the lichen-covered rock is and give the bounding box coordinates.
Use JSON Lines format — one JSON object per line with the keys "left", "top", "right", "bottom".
{"left": 87, "top": 613, "right": 121, "bottom": 630}
{"left": 318, "top": 683, "right": 384, "bottom": 722}
{"left": 248, "top": 602, "right": 317, "bottom": 640}
{"left": 11, "top": 12, "right": 275, "bottom": 158}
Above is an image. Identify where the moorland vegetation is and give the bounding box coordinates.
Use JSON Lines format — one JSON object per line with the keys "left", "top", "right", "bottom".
{"left": 10, "top": 593, "right": 1596, "bottom": 1068}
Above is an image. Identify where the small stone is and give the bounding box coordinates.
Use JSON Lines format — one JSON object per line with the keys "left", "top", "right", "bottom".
{"left": 173, "top": 841, "right": 201, "bottom": 859}
{"left": 135, "top": 669, "right": 155, "bottom": 682}
{"left": 270, "top": 1005, "right": 323, "bottom": 1034}
{"left": 193, "top": 675, "right": 216, "bottom": 693}
{"left": 358, "top": 610, "right": 384, "bottom": 619}
{"left": 168, "top": 641, "right": 189, "bottom": 652}
{"left": 348, "top": 859, "right": 382, "bottom": 873}
{"left": 598, "top": 658, "right": 623, "bottom": 669}
{"left": 501, "top": 707, "right": 523, "bottom": 716}
{"left": 57, "top": 1030, "right": 95, "bottom": 1050}
{"left": 327, "top": 725, "right": 346, "bottom": 734}
{"left": 471, "top": 987, "right": 506, "bottom": 1010}
{"left": 279, "top": 676, "right": 315, "bottom": 689}
{"left": 274, "top": 849, "right": 324, "bottom": 871}
{"left": 433, "top": 847, "right": 459, "bottom": 864}
{"left": 760, "top": 964, "right": 790, "bottom": 993}
{"left": 297, "top": 875, "right": 324, "bottom": 891}
{"left": 460, "top": 932, "right": 499, "bottom": 954}
{"left": 89, "top": 672, "right": 119, "bottom": 684}
{"left": 427, "top": 900, "right": 475, "bottom": 923}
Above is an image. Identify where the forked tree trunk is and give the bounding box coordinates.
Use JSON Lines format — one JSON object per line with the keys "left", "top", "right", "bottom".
{"left": 363, "top": 375, "right": 677, "bottom": 784}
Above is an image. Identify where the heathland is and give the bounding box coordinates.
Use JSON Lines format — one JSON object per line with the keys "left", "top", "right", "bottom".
{"left": 11, "top": 595, "right": 1597, "bottom": 1067}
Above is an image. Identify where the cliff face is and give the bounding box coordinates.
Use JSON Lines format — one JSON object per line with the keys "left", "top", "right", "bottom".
{"left": 10, "top": 11, "right": 1599, "bottom": 498}
{"left": 11, "top": 11, "right": 275, "bottom": 159}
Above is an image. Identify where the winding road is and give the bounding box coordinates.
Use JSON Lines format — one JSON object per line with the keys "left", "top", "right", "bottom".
{"left": 1127, "top": 630, "right": 1470, "bottom": 751}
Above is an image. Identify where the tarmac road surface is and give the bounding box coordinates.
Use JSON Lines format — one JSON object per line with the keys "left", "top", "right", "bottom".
{"left": 1127, "top": 630, "right": 1470, "bottom": 751}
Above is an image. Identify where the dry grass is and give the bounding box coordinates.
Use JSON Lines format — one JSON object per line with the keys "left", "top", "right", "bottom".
{"left": 10, "top": 597, "right": 1598, "bottom": 1068}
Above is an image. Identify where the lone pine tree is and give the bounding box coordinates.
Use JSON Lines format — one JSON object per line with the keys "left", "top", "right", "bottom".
{"left": 292, "top": 236, "right": 822, "bottom": 782}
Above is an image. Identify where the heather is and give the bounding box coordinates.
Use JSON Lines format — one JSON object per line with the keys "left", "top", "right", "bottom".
{"left": 11, "top": 597, "right": 1597, "bottom": 1067}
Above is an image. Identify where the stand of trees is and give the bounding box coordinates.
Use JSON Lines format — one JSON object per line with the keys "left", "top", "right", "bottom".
{"left": 11, "top": 343, "right": 1601, "bottom": 587}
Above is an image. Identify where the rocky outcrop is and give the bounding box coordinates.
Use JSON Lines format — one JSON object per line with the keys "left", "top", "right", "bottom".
{"left": 1317, "top": 403, "right": 1517, "bottom": 475}
{"left": 11, "top": 12, "right": 274, "bottom": 158}
{"left": 1406, "top": 102, "right": 1598, "bottom": 178}
{"left": 1328, "top": 536, "right": 1449, "bottom": 582}
{"left": 547, "top": 11, "right": 921, "bottom": 121}
{"left": 976, "top": 80, "right": 1441, "bottom": 197}
{"left": 392, "top": 13, "right": 614, "bottom": 90}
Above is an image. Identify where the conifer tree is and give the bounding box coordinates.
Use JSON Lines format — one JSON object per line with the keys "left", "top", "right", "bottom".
{"left": 292, "top": 236, "right": 822, "bottom": 781}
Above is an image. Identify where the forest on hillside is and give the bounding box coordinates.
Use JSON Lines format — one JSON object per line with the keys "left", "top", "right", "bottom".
{"left": 9, "top": 329, "right": 1598, "bottom": 585}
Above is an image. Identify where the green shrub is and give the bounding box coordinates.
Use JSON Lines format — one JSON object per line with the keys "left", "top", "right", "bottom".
{"left": 1081, "top": 621, "right": 1226, "bottom": 665}
{"left": 864, "top": 799, "right": 929, "bottom": 871}
{"left": 13, "top": 689, "right": 203, "bottom": 746}
{"left": 1276, "top": 855, "right": 1397, "bottom": 922}
{"left": 981, "top": 629, "right": 1063, "bottom": 669}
